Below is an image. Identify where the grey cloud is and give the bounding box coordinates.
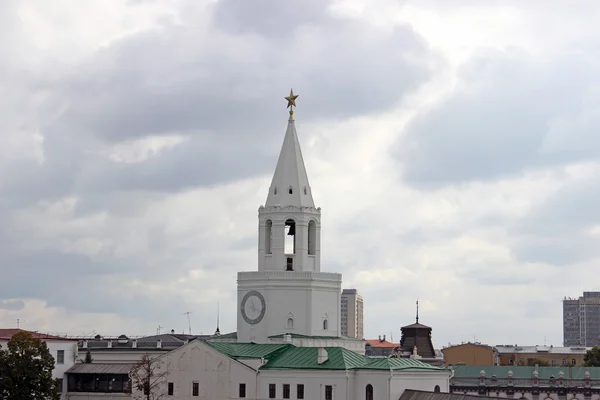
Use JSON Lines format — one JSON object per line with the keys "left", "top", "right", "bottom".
{"left": 394, "top": 48, "right": 599, "bottom": 188}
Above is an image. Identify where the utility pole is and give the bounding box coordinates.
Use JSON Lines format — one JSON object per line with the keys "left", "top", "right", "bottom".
{"left": 182, "top": 312, "right": 192, "bottom": 335}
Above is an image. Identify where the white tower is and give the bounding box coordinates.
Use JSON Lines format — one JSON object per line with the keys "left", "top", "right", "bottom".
{"left": 237, "top": 90, "right": 342, "bottom": 344}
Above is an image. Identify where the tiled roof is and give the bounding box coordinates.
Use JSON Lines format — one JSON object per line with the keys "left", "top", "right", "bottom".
{"left": 451, "top": 365, "right": 600, "bottom": 379}
{"left": 205, "top": 342, "right": 291, "bottom": 359}
{"left": 0, "top": 329, "right": 76, "bottom": 341}
{"left": 259, "top": 346, "right": 444, "bottom": 371}
{"left": 365, "top": 339, "right": 397, "bottom": 348}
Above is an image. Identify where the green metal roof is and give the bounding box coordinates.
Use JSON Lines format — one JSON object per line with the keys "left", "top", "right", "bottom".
{"left": 206, "top": 342, "right": 291, "bottom": 359}
{"left": 259, "top": 346, "right": 445, "bottom": 371}
{"left": 267, "top": 333, "right": 364, "bottom": 342}
{"left": 451, "top": 365, "right": 600, "bottom": 379}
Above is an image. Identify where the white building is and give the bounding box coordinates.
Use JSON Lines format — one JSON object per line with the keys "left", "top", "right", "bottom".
{"left": 0, "top": 328, "right": 78, "bottom": 399}
{"left": 65, "top": 92, "right": 452, "bottom": 400}
{"left": 341, "top": 288, "right": 364, "bottom": 339}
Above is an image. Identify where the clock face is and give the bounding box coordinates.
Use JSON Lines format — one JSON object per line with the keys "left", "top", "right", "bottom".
{"left": 240, "top": 290, "right": 266, "bottom": 325}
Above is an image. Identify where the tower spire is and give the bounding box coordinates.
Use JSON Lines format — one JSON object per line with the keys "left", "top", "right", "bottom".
{"left": 264, "top": 89, "right": 314, "bottom": 208}
{"left": 215, "top": 302, "right": 221, "bottom": 336}
{"left": 416, "top": 299, "right": 419, "bottom": 324}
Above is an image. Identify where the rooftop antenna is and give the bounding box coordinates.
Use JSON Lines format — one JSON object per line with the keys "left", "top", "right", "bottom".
{"left": 416, "top": 299, "right": 419, "bottom": 323}
{"left": 16, "top": 318, "right": 21, "bottom": 329}
{"left": 156, "top": 325, "right": 164, "bottom": 335}
{"left": 215, "top": 302, "right": 221, "bottom": 336}
{"left": 182, "top": 312, "right": 192, "bottom": 335}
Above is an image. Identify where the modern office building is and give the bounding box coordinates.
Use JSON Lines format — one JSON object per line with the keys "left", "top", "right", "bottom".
{"left": 341, "top": 289, "right": 364, "bottom": 339}
{"left": 563, "top": 291, "right": 600, "bottom": 347}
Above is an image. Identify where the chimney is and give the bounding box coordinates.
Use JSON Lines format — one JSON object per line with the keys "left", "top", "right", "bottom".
{"left": 283, "top": 334, "right": 292, "bottom": 343}
{"left": 383, "top": 335, "right": 386, "bottom": 342}
{"left": 132, "top": 340, "right": 137, "bottom": 348}
{"left": 378, "top": 335, "right": 381, "bottom": 341}
{"left": 157, "top": 339, "right": 162, "bottom": 349}
{"left": 317, "top": 348, "right": 328, "bottom": 364}
{"left": 82, "top": 340, "right": 88, "bottom": 349}
{"left": 107, "top": 341, "right": 112, "bottom": 348}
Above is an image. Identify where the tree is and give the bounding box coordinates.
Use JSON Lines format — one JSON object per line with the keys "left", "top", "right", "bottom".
{"left": 0, "top": 331, "right": 60, "bottom": 400}
{"left": 83, "top": 349, "right": 94, "bottom": 364}
{"left": 130, "top": 354, "right": 168, "bottom": 400}
{"left": 526, "top": 358, "right": 550, "bottom": 366}
{"left": 584, "top": 346, "right": 600, "bottom": 366}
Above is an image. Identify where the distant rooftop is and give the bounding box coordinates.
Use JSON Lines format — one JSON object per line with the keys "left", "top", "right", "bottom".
{"left": 0, "top": 329, "right": 77, "bottom": 341}
{"left": 342, "top": 289, "right": 359, "bottom": 294}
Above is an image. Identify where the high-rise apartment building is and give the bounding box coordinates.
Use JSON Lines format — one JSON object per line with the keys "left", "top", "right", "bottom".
{"left": 341, "top": 289, "right": 364, "bottom": 339}
{"left": 563, "top": 291, "right": 600, "bottom": 346}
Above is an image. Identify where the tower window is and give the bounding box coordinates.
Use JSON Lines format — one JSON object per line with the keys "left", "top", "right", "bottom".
{"left": 286, "top": 257, "right": 293, "bottom": 271}
{"left": 366, "top": 384, "right": 374, "bottom": 400}
{"left": 287, "top": 318, "right": 294, "bottom": 329}
{"left": 308, "top": 220, "right": 316, "bottom": 255}
{"left": 265, "top": 220, "right": 273, "bottom": 255}
{"left": 288, "top": 186, "right": 293, "bottom": 194}
{"left": 274, "top": 187, "right": 278, "bottom": 195}
{"left": 284, "top": 219, "right": 296, "bottom": 254}
{"left": 323, "top": 319, "right": 328, "bottom": 330}
{"left": 304, "top": 186, "right": 307, "bottom": 195}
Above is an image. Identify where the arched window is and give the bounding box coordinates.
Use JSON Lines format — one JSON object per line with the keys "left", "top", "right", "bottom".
{"left": 265, "top": 220, "right": 273, "bottom": 255}
{"left": 308, "top": 220, "right": 316, "bottom": 255}
{"left": 288, "top": 186, "right": 293, "bottom": 194}
{"left": 366, "top": 384, "right": 373, "bottom": 400}
{"left": 323, "top": 319, "right": 328, "bottom": 330}
{"left": 284, "top": 219, "right": 296, "bottom": 254}
{"left": 287, "top": 318, "right": 294, "bottom": 329}
{"left": 434, "top": 385, "right": 440, "bottom": 393}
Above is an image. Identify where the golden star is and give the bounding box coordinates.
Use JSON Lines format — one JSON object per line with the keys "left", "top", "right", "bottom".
{"left": 285, "top": 89, "right": 299, "bottom": 109}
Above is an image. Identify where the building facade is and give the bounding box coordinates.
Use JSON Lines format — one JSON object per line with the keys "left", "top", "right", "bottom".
{"left": 442, "top": 343, "right": 499, "bottom": 366}
{"left": 564, "top": 292, "right": 600, "bottom": 347}
{"left": 341, "top": 288, "right": 364, "bottom": 339}
{"left": 495, "top": 345, "right": 590, "bottom": 367}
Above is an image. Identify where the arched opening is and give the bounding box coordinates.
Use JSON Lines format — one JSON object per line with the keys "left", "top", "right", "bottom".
{"left": 434, "top": 385, "right": 440, "bottom": 393}
{"left": 287, "top": 318, "right": 294, "bottom": 329}
{"left": 265, "top": 220, "right": 272, "bottom": 255}
{"left": 288, "top": 186, "right": 293, "bottom": 194}
{"left": 284, "top": 219, "right": 296, "bottom": 255}
{"left": 323, "top": 319, "right": 328, "bottom": 330}
{"left": 366, "top": 384, "right": 373, "bottom": 400}
{"left": 308, "top": 220, "right": 316, "bottom": 255}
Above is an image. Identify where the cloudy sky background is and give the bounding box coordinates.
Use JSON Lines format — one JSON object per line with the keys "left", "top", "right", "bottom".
{"left": 2, "top": 0, "right": 600, "bottom": 347}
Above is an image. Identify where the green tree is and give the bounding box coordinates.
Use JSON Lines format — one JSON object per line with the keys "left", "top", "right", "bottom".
{"left": 584, "top": 345, "right": 600, "bottom": 366}
{"left": 0, "top": 331, "right": 60, "bottom": 400}
{"left": 83, "top": 349, "right": 94, "bottom": 364}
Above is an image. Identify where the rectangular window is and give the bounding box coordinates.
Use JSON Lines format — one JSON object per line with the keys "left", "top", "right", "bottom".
{"left": 56, "top": 350, "right": 65, "bottom": 364}
{"left": 283, "top": 384, "right": 290, "bottom": 399}
{"left": 325, "top": 385, "right": 333, "bottom": 400}
{"left": 239, "top": 383, "right": 246, "bottom": 398}
{"left": 562, "top": 358, "right": 567, "bottom": 365}
{"left": 572, "top": 359, "right": 577, "bottom": 365}
{"left": 297, "top": 384, "right": 305, "bottom": 399}
{"left": 269, "top": 384, "right": 276, "bottom": 399}
{"left": 168, "top": 382, "right": 174, "bottom": 396}
{"left": 192, "top": 382, "right": 199, "bottom": 396}
{"left": 551, "top": 359, "right": 557, "bottom": 366}
{"left": 56, "top": 378, "right": 63, "bottom": 392}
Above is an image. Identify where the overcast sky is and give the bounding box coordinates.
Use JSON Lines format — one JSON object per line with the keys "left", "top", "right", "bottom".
{"left": 2, "top": 0, "right": 600, "bottom": 348}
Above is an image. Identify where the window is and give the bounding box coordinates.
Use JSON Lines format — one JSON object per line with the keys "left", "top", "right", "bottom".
{"left": 192, "top": 382, "right": 199, "bottom": 396}
{"left": 285, "top": 219, "right": 296, "bottom": 254}
{"left": 551, "top": 359, "right": 557, "bottom": 366}
{"left": 323, "top": 319, "right": 328, "bottom": 330}
{"left": 434, "top": 385, "right": 441, "bottom": 393}
{"left": 325, "top": 385, "right": 333, "bottom": 400}
{"left": 283, "top": 384, "right": 290, "bottom": 399}
{"left": 304, "top": 186, "right": 308, "bottom": 195}
{"left": 274, "top": 187, "right": 278, "bottom": 195}
{"left": 297, "top": 384, "right": 305, "bottom": 399}
{"left": 287, "top": 318, "right": 294, "bottom": 329}
{"left": 288, "top": 186, "right": 293, "bottom": 194}
{"left": 239, "top": 383, "right": 246, "bottom": 398}
{"left": 269, "top": 384, "right": 276, "bottom": 399}
{"left": 168, "top": 382, "right": 174, "bottom": 396}
{"left": 56, "top": 350, "right": 65, "bottom": 364}
{"left": 56, "top": 378, "right": 63, "bottom": 393}
{"left": 286, "top": 257, "right": 294, "bottom": 271}
{"left": 366, "top": 384, "right": 373, "bottom": 400}
{"left": 265, "top": 220, "right": 273, "bottom": 254}
{"left": 308, "top": 220, "right": 316, "bottom": 255}
{"left": 572, "top": 359, "right": 577, "bottom": 365}
{"left": 562, "top": 359, "right": 567, "bottom": 365}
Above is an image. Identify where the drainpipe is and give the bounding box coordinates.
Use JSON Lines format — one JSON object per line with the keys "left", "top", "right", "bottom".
{"left": 388, "top": 369, "right": 393, "bottom": 400}
{"left": 346, "top": 370, "right": 350, "bottom": 400}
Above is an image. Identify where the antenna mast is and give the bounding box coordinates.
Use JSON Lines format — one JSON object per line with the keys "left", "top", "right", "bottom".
{"left": 182, "top": 312, "right": 192, "bottom": 335}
